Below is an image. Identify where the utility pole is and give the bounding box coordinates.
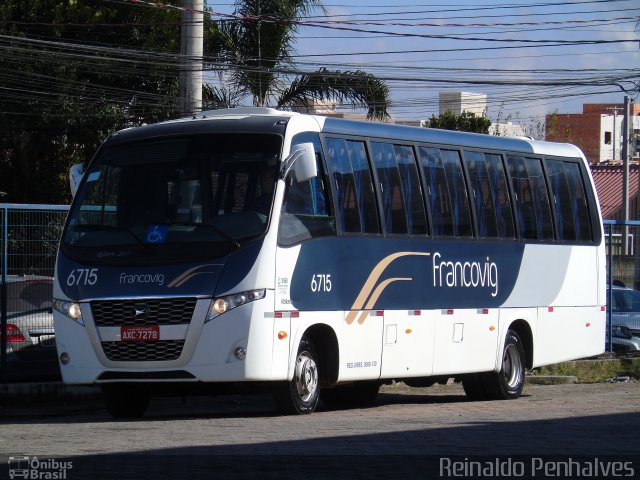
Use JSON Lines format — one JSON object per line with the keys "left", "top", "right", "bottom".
{"left": 622, "top": 96, "right": 630, "bottom": 254}
{"left": 179, "top": 0, "right": 204, "bottom": 117}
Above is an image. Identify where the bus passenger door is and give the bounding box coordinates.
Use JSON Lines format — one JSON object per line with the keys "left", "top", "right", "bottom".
{"left": 380, "top": 310, "right": 435, "bottom": 379}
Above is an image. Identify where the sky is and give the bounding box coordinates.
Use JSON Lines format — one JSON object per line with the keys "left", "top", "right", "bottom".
{"left": 211, "top": 0, "right": 640, "bottom": 125}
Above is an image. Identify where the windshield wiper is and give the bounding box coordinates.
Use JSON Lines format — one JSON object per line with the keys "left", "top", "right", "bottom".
{"left": 168, "top": 222, "right": 241, "bottom": 249}
{"left": 72, "top": 224, "right": 145, "bottom": 246}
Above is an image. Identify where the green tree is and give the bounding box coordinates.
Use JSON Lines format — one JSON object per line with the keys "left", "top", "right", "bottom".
{"left": 0, "top": 0, "right": 390, "bottom": 204}
{"left": 425, "top": 110, "right": 492, "bottom": 134}
{"left": 0, "top": 0, "right": 218, "bottom": 203}
{"left": 208, "top": 0, "right": 390, "bottom": 120}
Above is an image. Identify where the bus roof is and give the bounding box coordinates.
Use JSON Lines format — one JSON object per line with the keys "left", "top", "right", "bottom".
{"left": 313, "top": 115, "right": 583, "bottom": 159}
{"left": 108, "top": 107, "right": 584, "bottom": 160}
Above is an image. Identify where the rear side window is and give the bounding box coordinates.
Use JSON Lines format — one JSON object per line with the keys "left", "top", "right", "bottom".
{"left": 546, "top": 159, "right": 592, "bottom": 242}
{"left": 325, "top": 137, "right": 380, "bottom": 234}
{"left": 508, "top": 156, "right": 554, "bottom": 241}
{"left": 419, "top": 147, "right": 473, "bottom": 237}
{"left": 564, "top": 162, "right": 592, "bottom": 241}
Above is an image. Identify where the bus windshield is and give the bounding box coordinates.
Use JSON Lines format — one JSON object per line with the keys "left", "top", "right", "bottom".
{"left": 62, "top": 133, "right": 281, "bottom": 263}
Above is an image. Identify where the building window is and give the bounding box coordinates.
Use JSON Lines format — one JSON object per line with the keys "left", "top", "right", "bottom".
{"left": 604, "top": 131, "right": 612, "bottom": 145}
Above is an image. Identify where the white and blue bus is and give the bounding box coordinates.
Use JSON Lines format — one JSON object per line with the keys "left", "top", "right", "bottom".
{"left": 53, "top": 108, "right": 605, "bottom": 417}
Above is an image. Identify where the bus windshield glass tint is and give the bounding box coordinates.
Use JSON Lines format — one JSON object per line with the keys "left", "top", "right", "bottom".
{"left": 62, "top": 134, "right": 281, "bottom": 258}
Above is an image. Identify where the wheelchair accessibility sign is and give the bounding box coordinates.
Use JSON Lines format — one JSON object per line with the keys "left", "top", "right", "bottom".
{"left": 145, "top": 225, "right": 168, "bottom": 244}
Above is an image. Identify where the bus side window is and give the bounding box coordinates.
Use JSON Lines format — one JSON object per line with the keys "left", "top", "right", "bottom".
{"left": 508, "top": 156, "right": 535, "bottom": 239}
{"left": 394, "top": 145, "right": 428, "bottom": 235}
{"left": 464, "top": 151, "right": 515, "bottom": 239}
{"left": 486, "top": 153, "right": 515, "bottom": 239}
{"left": 508, "top": 156, "right": 554, "bottom": 241}
{"left": 278, "top": 134, "right": 336, "bottom": 245}
{"left": 326, "top": 137, "right": 380, "bottom": 234}
{"left": 419, "top": 147, "right": 473, "bottom": 237}
{"left": 464, "top": 151, "right": 499, "bottom": 238}
{"left": 370, "top": 142, "right": 408, "bottom": 235}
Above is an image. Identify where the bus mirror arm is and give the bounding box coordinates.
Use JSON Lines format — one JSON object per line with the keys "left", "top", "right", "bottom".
{"left": 69, "top": 164, "right": 84, "bottom": 198}
{"left": 280, "top": 143, "right": 318, "bottom": 183}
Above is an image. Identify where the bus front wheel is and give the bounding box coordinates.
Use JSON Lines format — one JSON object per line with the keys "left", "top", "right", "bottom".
{"left": 273, "top": 335, "right": 320, "bottom": 415}
{"left": 102, "top": 384, "right": 150, "bottom": 419}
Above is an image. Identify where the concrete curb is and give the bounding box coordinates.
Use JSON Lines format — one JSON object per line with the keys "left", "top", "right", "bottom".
{"left": 525, "top": 375, "right": 579, "bottom": 385}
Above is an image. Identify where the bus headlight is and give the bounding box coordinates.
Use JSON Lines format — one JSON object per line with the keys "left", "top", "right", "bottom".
{"left": 53, "top": 299, "right": 84, "bottom": 326}
{"left": 207, "top": 289, "right": 266, "bottom": 322}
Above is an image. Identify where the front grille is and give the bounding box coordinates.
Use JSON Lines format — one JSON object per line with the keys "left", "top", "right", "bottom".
{"left": 91, "top": 298, "right": 197, "bottom": 327}
{"left": 101, "top": 340, "right": 185, "bottom": 362}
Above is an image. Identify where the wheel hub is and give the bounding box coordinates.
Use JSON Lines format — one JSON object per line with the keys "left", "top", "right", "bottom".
{"left": 295, "top": 352, "right": 318, "bottom": 402}
{"left": 502, "top": 343, "right": 523, "bottom": 389}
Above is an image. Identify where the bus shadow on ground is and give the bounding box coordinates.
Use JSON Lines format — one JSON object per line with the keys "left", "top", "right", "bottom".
{"left": 1, "top": 412, "right": 638, "bottom": 479}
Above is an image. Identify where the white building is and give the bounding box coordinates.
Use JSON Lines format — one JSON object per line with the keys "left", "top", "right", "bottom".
{"left": 439, "top": 92, "right": 487, "bottom": 117}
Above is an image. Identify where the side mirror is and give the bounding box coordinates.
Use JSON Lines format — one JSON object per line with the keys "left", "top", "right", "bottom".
{"left": 69, "top": 164, "right": 84, "bottom": 198}
{"left": 280, "top": 143, "right": 317, "bottom": 182}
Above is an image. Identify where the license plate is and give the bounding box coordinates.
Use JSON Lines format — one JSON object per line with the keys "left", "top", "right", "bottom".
{"left": 121, "top": 325, "right": 160, "bottom": 342}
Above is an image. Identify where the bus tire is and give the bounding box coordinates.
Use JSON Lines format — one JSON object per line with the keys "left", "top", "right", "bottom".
{"left": 462, "top": 373, "right": 489, "bottom": 401}
{"left": 321, "top": 381, "right": 380, "bottom": 409}
{"left": 102, "top": 384, "right": 149, "bottom": 419}
{"left": 273, "top": 335, "right": 320, "bottom": 415}
{"left": 483, "top": 330, "right": 526, "bottom": 400}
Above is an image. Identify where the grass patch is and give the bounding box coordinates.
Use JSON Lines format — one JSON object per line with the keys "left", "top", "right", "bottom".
{"left": 532, "top": 357, "right": 640, "bottom": 383}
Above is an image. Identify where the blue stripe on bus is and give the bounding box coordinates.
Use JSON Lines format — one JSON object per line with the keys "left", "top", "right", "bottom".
{"left": 56, "top": 238, "right": 264, "bottom": 300}
{"left": 288, "top": 237, "right": 525, "bottom": 312}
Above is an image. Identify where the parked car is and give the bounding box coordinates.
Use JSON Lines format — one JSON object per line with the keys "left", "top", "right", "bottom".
{"left": 607, "top": 285, "right": 640, "bottom": 353}
{"left": 1, "top": 276, "right": 60, "bottom": 381}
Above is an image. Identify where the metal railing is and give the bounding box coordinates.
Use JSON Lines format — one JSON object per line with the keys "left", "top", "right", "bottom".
{"left": 604, "top": 220, "right": 640, "bottom": 355}
{"left": 1, "top": 204, "right": 69, "bottom": 380}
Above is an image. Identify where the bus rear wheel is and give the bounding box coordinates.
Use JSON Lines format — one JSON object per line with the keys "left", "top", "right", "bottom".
{"left": 273, "top": 335, "right": 320, "bottom": 415}
{"left": 462, "top": 330, "right": 526, "bottom": 401}
{"left": 487, "top": 330, "right": 526, "bottom": 400}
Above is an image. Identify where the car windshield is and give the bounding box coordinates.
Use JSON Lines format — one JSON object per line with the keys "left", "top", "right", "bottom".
{"left": 62, "top": 133, "right": 281, "bottom": 263}
{"left": 612, "top": 288, "right": 640, "bottom": 313}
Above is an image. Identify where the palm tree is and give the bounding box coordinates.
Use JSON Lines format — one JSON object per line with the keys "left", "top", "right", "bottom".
{"left": 205, "top": 0, "right": 390, "bottom": 120}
